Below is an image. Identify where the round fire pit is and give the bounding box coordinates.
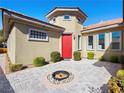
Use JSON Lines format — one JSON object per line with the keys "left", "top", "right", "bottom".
{"left": 52, "top": 70, "right": 70, "bottom": 81}
{"left": 47, "top": 70, "right": 74, "bottom": 85}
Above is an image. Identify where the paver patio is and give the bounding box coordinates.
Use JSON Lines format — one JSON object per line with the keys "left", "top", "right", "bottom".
{"left": 0, "top": 59, "right": 122, "bottom": 93}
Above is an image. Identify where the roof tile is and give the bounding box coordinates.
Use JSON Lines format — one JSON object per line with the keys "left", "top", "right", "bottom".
{"left": 82, "top": 18, "right": 123, "bottom": 31}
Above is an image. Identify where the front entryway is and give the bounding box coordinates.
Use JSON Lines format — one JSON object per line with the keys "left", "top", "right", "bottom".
{"left": 62, "top": 34, "right": 72, "bottom": 59}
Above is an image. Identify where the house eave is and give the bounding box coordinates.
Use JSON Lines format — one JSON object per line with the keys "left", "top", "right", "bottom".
{"left": 81, "top": 24, "right": 123, "bottom": 34}
{"left": 0, "top": 8, "right": 65, "bottom": 32}
{"left": 46, "top": 7, "right": 87, "bottom": 19}
{"left": 0, "top": 8, "right": 65, "bottom": 41}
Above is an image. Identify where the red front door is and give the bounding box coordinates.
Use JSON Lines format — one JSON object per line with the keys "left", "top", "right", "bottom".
{"left": 62, "top": 34, "right": 72, "bottom": 59}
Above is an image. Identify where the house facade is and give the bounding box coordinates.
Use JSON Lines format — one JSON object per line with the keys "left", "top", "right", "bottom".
{"left": 82, "top": 18, "right": 124, "bottom": 61}
{"left": 0, "top": 7, "right": 124, "bottom": 64}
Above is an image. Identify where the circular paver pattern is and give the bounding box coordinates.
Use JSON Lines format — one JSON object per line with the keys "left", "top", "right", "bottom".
{"left": 47, "top": 70, "right": 74, "bottom": 85}
{"left": 3, "top": 59, "right": 121, "bottom": 93}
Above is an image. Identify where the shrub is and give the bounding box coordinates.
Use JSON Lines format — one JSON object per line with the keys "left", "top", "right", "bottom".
{"left": 99, "top": 56, "right": 105, "bottom": 61}
{"left": 10, "top": 64, "right": 23, "bottom": 72}
{"left": 116, "top": 70, "right": 124, "bottom": 80}
{"left": 87, "top": 52, "right": 94, "bottom": 60}
{"left": 0, "top": 48, "right": 7, "bottom": 53}
{"left": 120, "top": 56, "right": 124, "bottom": 69}
{"left": 21, "top": 66, "right": 28, "bottom": 70}
{"left": 107, "top": 77, "right": 121, "bottom": 93}
{"left": 73, "top": 51, "right": 81, "bottom": 61}
{"left": 109, "top": 55, "right": 119, "bottom": 63}
{"left": 120, "top": 56, "right": 124, "bottom": 63}
{"left": 50, "top": 51, "right": 61, "bottom": 62}
{"left": 119, "top": 79, "right": 124, "bottom": 91}
{"left": 33, "top": 57, "right": 46, "bottom": 67}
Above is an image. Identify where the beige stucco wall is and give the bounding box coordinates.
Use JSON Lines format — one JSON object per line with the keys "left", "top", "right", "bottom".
{"left": 7, "top": 26, "right": 16, "bottom": 64}
{"left": 82, "top": 27, "right": 124, "bottom": 60}
{"left": 50, "top": 16, "right": 77, "bottom": 33}
{"left": 13, "top": 23, "right": 61, "bottom": 65}
{"left": 49, "top": 15, "right": 83, "bottom": 58}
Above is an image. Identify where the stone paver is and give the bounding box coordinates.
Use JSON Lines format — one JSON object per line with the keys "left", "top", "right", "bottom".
{"left": 0, "top": 59, "right": 122, "bottom": 93}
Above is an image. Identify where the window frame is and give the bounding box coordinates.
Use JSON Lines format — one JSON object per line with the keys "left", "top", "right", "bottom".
{"left": 28, "top": 28, "right": 49, "bottom": 41}
{"left": 87, "top": 35, "right": 94, "bottom": 50}
{"left": 110, "top": 31, "right": 122, "bottom": 51}
{"left": 97, "top": 33, "right": 105, "bottom": 51}
{"left": 63, "top": 15, "right": 71, "bottom": 20}
{"left": 78, "top": 35, "right": 82, "bottom": 50}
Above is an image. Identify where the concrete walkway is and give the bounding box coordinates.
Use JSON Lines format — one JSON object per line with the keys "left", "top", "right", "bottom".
{"left": 0, "top": 54, "right": 6, "bottom": 74}
{"left": 0, "top": 59, "right": 122, "bottom": 93}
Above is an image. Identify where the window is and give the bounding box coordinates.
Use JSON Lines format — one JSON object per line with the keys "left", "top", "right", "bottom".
{"left": 111, "top": 31, "right": 121, "bottom": 50}
{"left": 78, "top": 35, "right": 81, "bottom": 50}
{"left": 64, "top": 15, "right": 70, "bottom": 20}
{"left": 53, "top": 17, "right": 56, "bottom": 23}
{"left": 97, "top": 33, "right": 105, "bottom": 50}
{"left": 87, "top": 35, "right": 93, "bottom": 50}
{"left": 77, "top": 17, "right": 81, "bottom": 23}
{"left": 28, "top": 29, "right": 48, "bottom": 41}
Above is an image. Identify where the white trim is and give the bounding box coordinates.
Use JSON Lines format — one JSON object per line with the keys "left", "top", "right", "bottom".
{"left": 87, "top": 35, "right": 94, "bottom": 50}
{"left": 109, "top": 31, "right": 122, "bottom": 51}
{"left": 97, "top": 33, "right": 105, "bottom": 51}
{"left": 27, "top": 28, "right": 49, "bottom": 41}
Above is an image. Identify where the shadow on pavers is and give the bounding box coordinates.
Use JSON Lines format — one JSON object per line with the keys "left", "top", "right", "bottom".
{"left": 93, "top": 61, "right": 121, "bottom": 76}
{"left": 0, "top": 67, "right": 15, "bottom": 93}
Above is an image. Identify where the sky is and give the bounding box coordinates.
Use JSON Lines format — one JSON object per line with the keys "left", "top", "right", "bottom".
{"left": 0, "top": 0, "right": 123, "bottom": 29}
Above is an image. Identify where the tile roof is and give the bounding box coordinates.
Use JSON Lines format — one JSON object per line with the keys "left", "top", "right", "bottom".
{"left": 82, "top": 18, "right": 123, "bottom": 31}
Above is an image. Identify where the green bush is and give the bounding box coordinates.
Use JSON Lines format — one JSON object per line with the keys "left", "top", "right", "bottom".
{"left": 116, "top": 70, "right": 124, "bottom": 79}
{"left": 109, "top": 55, "right": 119, "bottom": 63}
{"left": 50, "top": 51, "right": 61, "bottom": 62}
{"left": 73, "top": 51, "right": 81, "bottom": 61}
{"left": 33, "top": 57, "right": 46, "bottom": 67}
{"left": 10, "top": 64, "right": 23, "bottom": 72}
{"left": 99, "top": 56, "right": 105, "bottom": 61}
{"left": 87, "top": 52, "right": 94, "bottom": 60}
